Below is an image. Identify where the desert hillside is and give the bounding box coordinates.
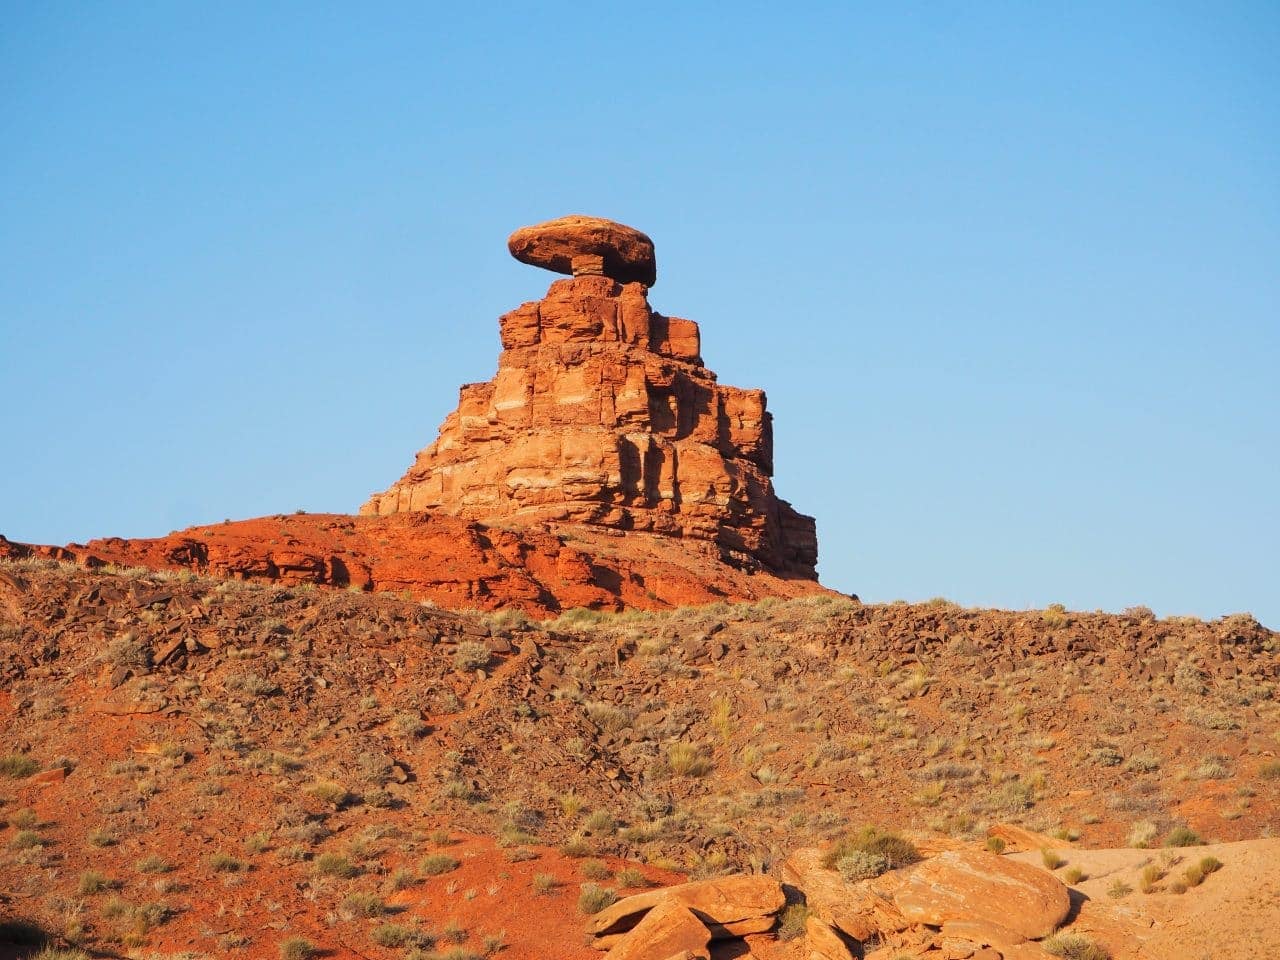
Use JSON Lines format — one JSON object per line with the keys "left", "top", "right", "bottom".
{"left": 2, "top": 558, "right": 1277, "bottom": 959}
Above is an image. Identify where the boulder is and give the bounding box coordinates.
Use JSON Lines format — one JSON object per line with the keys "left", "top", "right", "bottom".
{"left": 602, "top": 899, "right": 710, "bottom": 960}
{"left": 589, "top": 874, "right": 784, "bottom": 940}
{"left": 781, "top": 847, "right": 911, "bottom": 942}
{"left": 508, "top": 215, "right": 657, "bottom": 286}
{"left": 891, "top": 850, "right": 1070, "bottom": 940}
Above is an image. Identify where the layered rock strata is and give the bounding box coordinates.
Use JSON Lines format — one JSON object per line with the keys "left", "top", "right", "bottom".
{"left": 363, "top": 216, "right": 817, "bottom": 578}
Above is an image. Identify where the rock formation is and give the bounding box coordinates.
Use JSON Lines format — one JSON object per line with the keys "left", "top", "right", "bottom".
{"left": 363, "top": 215, "right": 818, "bottom": 579}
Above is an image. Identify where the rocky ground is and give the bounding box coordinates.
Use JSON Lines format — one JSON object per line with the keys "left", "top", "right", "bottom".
{"left": 2, "top": 558, "right": 1277, "bottom": 959}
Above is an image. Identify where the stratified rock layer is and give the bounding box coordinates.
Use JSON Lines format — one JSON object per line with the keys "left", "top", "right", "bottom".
{"left": 363, "top": 256, "right": 818, "bottom": 579}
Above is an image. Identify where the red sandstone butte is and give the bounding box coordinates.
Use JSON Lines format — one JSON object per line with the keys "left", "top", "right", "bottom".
{"left": 2, "top": 216, "right": 824, "bottom": 614}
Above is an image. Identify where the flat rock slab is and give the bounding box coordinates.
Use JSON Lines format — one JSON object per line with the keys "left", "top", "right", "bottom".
{"left": 589, "top": 874, "right": 784, "bottom": 938}
{"left": 602, "top": 899, "right": 710, "bottom": 960}
{"left": 508, "top": 215, "right": 657, "bottom": 286}
{"left": 892, "top": 849, "right": 1070, "bottom": 940}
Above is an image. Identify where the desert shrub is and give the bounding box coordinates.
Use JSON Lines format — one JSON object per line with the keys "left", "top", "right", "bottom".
{"left": 77, "top": 870, "right": 114, "bottom": 895}
{"left": 821, "top": 826, "right": 919, "bottom": 872}
{"left": 1258, "top": 760, "right": 1280, "bottom": 779}
{"left": 279, "top": 937, "right": 317, "bottom": 960}
{"left": 1043, "top": 932, "right": 1111, "bottom": 960}
{"left": 370, "top": 923, "right": 428, "bottom": 948}
{"left": 666, "top": 742, "right": 712, "bottom": 777}
{"left": 0, "top": 754, "right": 40, "bottom": 778}
{"left": 585, "top": 702, "right": 631, "bottom": 733}
{"left": 209, "top": 852, "right": 246, "bottom": 872}
{"left": 306, "top": 780, "right": 352, "bottom": 808}
{"left": 837, "top": 850, "right": 889, "bottom": 881}
{"left": 776, "top": 902, "right": 811, "bottom": 941}
{"left": 615, "top": 867, "right": 651, "bottom": 888}
{"left": 1107, "top": 878, "right": 1132, "bottom": 898}
{"left": 12, "top": 808, "right": 38, "bottom": 828}
{"left": 226, "top": 672, "right": 279, "bottom": 696}
{"left": 1127, "top": 820, "right": 1158, "bottom": 848}
{"left": 419, "top": 853, "right": 460, "bottom": 876}
{"left": 580, "top": 859, "right": 611, "bottom": 881}
{"left": 104, "top": 634, "right": 150, "bottom": 668}
{"left": 1124, "top": 753, "right": 1161, "bottom": 773}
{"left": 1163, "top": 826, "right": 1203, "bottom": 847}
{"left": 1183, "top": 855, "right": 1223, "bottom": 887}
{"left": 10, "top": 829, "right": 45, "bottom": 850}
{"left": 985, "top": 836, "right": 1006, "bottom": 854}
{"left": 87, "top": 828, "right": 116, "bottom": 847}
{"left": 394, "top": 712, "right": 429, "bottom": 737}
{"left": 453, "top": 641, "right": 491, "bottom": 672}
{"left": 532, "top": 873, "right": 558, "bottom": 894}
{"left": 1064, "top": 866, "right": 1086, "bottom": 884}
{"left": 1041, "top": 849, "right": 1066, "bottom": 870}
{"left": 1139, "top": 864, "right": 1163, "bottom": 892}
{"left": 1088, "top": 745, "right": 1123, "bottom": 767}
{"left": 577, "top": 883, "right": 617, "bottom": 915}
{"left": 315, "top": 853, "right": 358, "bottom": 878}
{"left": 341, "top": 892, "right": 385, "bottom": 918}
{"left": 583, "top": 810, "right": 616, "bottom": 835}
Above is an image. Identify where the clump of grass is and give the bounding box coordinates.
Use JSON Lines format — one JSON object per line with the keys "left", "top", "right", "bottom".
{"left": 532, "top": 873, "right": 559, "bottom": 894}
{"left": 821, "top": 826, "right": 919, "bottom": 873}
{"left": 1064, "top": 866, "right": 1087, "bottom": 884}
{"left": 1163, "top": 826, "right": 1204, "bottom": 848}
{"left": 370, "top": 923, "right": 428, "bottom": 948}
{"left": 1139, "top": 863, "right": 1163, "bottom": 892}
{"left": 615, "top": 867, "right": 651, "bottom": 888}
{"left": 580, "top": 859, "right": 611, "bottom": 881}
{"left": 314, "top": 853, "right": 358, "bottom": 879}
{"left": 666, "top": 742, "right": 712, "bottom": 777}
{"left": 419, "top": 853, "right": 460, "bottom": 876}
{"left": 1259, "top": 760, "right": 1280, "bottom": 780}
{"left": 136, "top": 854, "right": 171, "bottom": 874}
{"left": 453, "top": 641, "right": 491, "bottom": 672}
{"left": 582, "top": 810, "right": 616, "bottom": 835}
{"left": 1107, "top": 878, "right": 1132, "bottom": 899}
{"left": 1041, "top": 848, "right": 1067, "bottom": 870}
{"left": 1042, "top": 932, "right": 1111, "bottom": 960}
{"left": 77, "top": 870, "right": 115, "bottom": 895}
{"left": 776, "top": 902, "right": 811, "bottom": 941}
{"left": 209, "top": 852, "right": 246, "bottom": 872}
{"left": 1127, "top": 820, "right": 1158, "bottom": 848}
{"left": 577, "top": 883, "right": 617, "bottom": 915}
{"left": 1183, "top": 856, "right": 1223, "bottom": 887}
{"left": 87, "top": 828, "right": 117, "bottom": 848}
{"left": 279, "top": 937, "right": 317, "bottom": 960}
{"left": 0, "top": 755, "right": 39, "bottom": 779}
{"left": 306, "top": 780, "right": 351, "bottom": 808}
{"left": 10, "top": 829, "right": 45, "bottom": 850}
{"left": 341, "top": 892, "right": 385, "bottom": 918}
{"left": 985, "top": 836, "right": 1006, "bottom": 854}
{"left": 394, "top": 712, "right": 429, "bottom": 737}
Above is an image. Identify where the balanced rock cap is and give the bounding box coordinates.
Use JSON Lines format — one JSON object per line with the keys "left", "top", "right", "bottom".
{"left": 507, "top": 215, "right": 657, "bottom": 287}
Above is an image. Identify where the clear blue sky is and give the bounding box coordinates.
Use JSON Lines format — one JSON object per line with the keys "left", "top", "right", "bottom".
{"left": 2, "top": 3, "right": 1277, "bottom": 625}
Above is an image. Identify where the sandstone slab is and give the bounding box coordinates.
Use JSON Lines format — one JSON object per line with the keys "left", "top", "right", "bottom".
{"left": 589, "top": 874, "right": 784, "bottom": 939}
{"left": 509, "top": 215, "right": 657, "bottom": 286}
{"left": 891, "top": 850, "right": 1070, "bottom": 940}
{"left": 602, "top": 899, "right": 710, "bottom": 960}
